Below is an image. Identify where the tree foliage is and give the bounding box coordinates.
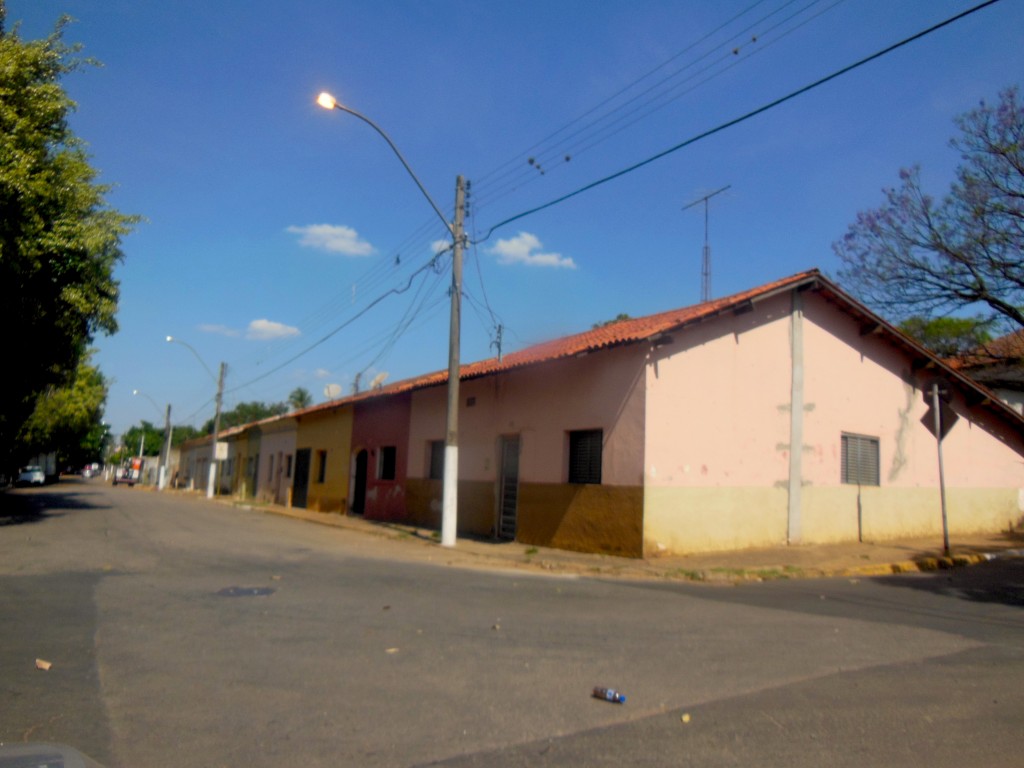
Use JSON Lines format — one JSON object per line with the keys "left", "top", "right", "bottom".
{"left": 288, "top": 387, "right": 313, "bottom": 411}
{"left": 0, "top": 9, "right": 138, "bottom": 465}
{"left": 834, "top": 85, "right": 1023, "bottom": 334}
{"left": 592, "top": 313, "right": 632, "bottom": 329}
{"left": 898, "top": 316, "right": 992, "bottom": 358}
{"left": 203, "top": 401, "right": 288, "bottom": 434}
{"left": 17, "top": 354, "right": 109, "bottom": 467}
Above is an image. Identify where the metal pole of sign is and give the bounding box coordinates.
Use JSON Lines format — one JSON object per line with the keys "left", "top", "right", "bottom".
{"left": 932, "top": 383, "right": 950, "bottom": 556}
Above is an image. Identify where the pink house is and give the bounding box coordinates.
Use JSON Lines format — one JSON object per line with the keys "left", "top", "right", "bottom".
{"left": 395, "top": 270, "right": 1024, "bottom": 556}
{"left": 197, "top": 270, "right": 1024, "bottom": 559}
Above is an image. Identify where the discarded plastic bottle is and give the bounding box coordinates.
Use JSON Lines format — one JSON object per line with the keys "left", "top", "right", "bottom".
{"left": 593, "top": 687, "right": 627, "bottom": 704}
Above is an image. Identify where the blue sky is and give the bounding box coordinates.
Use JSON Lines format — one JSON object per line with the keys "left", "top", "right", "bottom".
{"left": 9, "top": 0, "right": 1024, "bottom": 438}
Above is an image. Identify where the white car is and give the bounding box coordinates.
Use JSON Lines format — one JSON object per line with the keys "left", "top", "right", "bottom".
{"left": 16, "top": 466, "right": 45, "bottom": 486}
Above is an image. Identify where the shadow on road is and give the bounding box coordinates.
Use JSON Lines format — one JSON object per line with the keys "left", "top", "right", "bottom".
{"left": 875, "top": 558, "right": 1024, "bottom": 608}
{"left": 0, "top": 486, "right": 110, "bottom": 526}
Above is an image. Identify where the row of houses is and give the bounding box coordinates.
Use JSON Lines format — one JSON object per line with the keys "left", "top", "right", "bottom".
{"left": 177, "top": 270, "right": 1024, "bottom": 558}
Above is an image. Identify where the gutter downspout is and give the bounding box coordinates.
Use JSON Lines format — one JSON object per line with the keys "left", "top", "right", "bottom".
{"left": 787, "top": 289, "right": 804, "bottom": 545}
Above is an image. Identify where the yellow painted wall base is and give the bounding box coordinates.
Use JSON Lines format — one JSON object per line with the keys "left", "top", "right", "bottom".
{"left": 517, "top": 484, "right": 643, "bottom": 557}
{"left": 404, "top": 479, "right": 495, "bottom": 535}
{"left": 643, "top": 486, "right": 789, "bottom": 556}
{"left": 405, "top": 480, "right": 643, "bottom": 555}
{"left": 644, "top": 485, "right": 1023, "bottom": 554}
{"left": 801, "top": 486, "right": 1024, "bottom": 543}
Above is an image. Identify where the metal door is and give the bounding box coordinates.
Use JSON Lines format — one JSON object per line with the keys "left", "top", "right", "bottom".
{"left": 497, "top": 435, "right": 520, "bottom": 540}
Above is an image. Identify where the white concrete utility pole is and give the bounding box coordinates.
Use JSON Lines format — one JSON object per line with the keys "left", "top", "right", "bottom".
{"left": 317, "top": 91, "right": 465, "bottom": 547}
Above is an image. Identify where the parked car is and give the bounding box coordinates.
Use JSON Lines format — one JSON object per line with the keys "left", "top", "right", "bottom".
{"left": 16, "top": 466, "right": 45, "bottom": 486}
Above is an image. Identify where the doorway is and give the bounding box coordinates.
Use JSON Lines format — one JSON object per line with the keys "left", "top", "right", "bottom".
{"left": 497, "top": 435, "right": 520, "bottom": 540}
{"left": 352, "top": 449, "right": 368, "bottom": 515}
{"left": 292, "top": 448, "right": 311, "bottom": 508}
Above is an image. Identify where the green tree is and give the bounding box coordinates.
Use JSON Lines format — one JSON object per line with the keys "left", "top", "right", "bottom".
{"left": 288, "top": 387, "right": 313, "bottom": 411}
{"left": 171, "top": 424, "right": 202, "bottom": 448}
{"left": 592, "top": 313, "right": 632, "bottom": 329}
{"left": 898, "top": 316, "right": 993, "bottom": 358}
{"left": 834, "top": 85, "right": 1023, "bottom": 334}
{"left": 0, "top": 6, "right": 138, "bottom": 466}
{"left": 17, "top": 354, "right": 108, "bottom": 468}
{"left": 203, "top": 401, "right": 288, "bottom": 433}
{"left": 119, "top": 421, "right": 165, "bottom": 461}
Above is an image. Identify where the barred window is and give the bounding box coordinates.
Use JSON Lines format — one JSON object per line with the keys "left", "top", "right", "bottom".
{"left": 841, "top": 433, "right": 879, "bottom": 486}
{"left": 568, "top": 429, "right": 603, "bottom": 485}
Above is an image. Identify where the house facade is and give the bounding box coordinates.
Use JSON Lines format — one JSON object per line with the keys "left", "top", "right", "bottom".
{"left": 400, "top": 271, "right": 1024, "bottom": 556}
{"left": 257, "top": 416, "right": 296, "bottom": 506}
{"left": 168, "top": 270, "right": 1024, "bottom": 558}
{"left": 292, "top": 402, "right": 353, "bottom": 512}
{"left": 351, "top": 392, "right": 412, "bottom": 520}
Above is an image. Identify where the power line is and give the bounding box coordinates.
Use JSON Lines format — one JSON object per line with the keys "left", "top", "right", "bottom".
{"left": 474, "top": 0, "right": 1002, "bottom": 245}
{"left": 470, "top": 0, "right": 841, "bottom": 214}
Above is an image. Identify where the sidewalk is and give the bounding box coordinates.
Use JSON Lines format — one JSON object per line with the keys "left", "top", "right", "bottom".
{"left": 225, "top": 495, "right": 1024, "bottom": 583}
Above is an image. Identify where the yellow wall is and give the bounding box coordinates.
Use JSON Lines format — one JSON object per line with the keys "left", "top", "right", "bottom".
{"left": 517, "top": 483, "right": 644, "bottom": 557}
{"left": 643, "top": 487, "right": 789, "bottom": 555}
{"left": 644, "top": 485, "right": 1023, "bottom": 555}
{"left": 802, "top": 486, "right": 1024, "bottom": 543}
{"left": 404, "top": 479, "right": 497, "bottom": 535}
{"left": 404, "top": 478, "right": 644, "bottom": 556}
{"left": 296, "top": 407, "right": 353, "bottom": 513}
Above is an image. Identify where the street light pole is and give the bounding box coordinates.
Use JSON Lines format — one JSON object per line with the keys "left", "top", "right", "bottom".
{"left": 166, "top": 336, "right": 225, "bottom": 500}
{"left": 207, "top": 362, "right": 226, "bottom": 499}
{"left": 132, "top": 388, "right": 172, "bottom": 491}
{"left": 317, "top": 91, "right": 464, "bottom": 548}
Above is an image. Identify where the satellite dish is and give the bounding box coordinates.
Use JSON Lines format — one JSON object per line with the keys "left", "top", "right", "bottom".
{"left": 369, "top": 372, "right": 389, "bottom": 390}
{"left": 323, "top": 383, "right": 342, "bottom": 400}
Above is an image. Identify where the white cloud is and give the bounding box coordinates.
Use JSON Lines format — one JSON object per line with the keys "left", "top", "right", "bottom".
{"left": 246, "top": 319, "right": 300, "bottom": 340}
{"left": 287, "top": 224, "right": 374, "bottom": 256}
{"left": 431, "top": 239, "right": 450, "bottom": 255}
{"left": 313, "top": 368, "right": 332, "bottom": 379}
{"left": 198, "top": 323, "right": 240, "bottom": 337}
{"left": 489, "top": 231, "right": 576, "bottom": 269}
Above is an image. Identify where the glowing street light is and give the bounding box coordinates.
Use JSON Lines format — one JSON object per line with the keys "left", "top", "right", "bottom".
{"left": 317, "top": 90, "right": 465, "bottom": 548}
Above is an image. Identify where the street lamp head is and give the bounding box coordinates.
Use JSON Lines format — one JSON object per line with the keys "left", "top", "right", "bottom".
{"left": 316, "top": 92, "right": 337, "bottom": 110}
{"left": 165, "top": 335, "right": 174, "bottom": 343}
{"left": 132, "top": 389, "right": 140, "bottom": 396}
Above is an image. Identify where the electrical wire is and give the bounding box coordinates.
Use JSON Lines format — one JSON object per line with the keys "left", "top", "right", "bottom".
{"left": 474, "top": 0, "right": 1002, "bottom": 245}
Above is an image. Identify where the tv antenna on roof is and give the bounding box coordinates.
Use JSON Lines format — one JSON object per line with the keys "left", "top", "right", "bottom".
{"left": 682, "top": 184, "right": 730, "bottom": 302}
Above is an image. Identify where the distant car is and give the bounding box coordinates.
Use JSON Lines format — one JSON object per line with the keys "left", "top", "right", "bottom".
{"left": 16, "top": 466, "right": 45, "bottom": 486}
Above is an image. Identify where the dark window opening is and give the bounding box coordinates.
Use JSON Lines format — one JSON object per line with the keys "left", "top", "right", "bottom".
{"left": 568, "top": 429, "right": 603, "bottom": 485}
{"left": 428, "top": 440, "right": 444, "bottom": 481}
{"left": 378, "top": 446, "right": 397, "bottom": 481}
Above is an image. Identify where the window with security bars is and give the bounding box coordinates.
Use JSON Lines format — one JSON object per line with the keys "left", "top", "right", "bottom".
{"left": 841, "top": 433, "right": 880, "bottom": 486}
{"left": 568, "top": 429, "right": 603, "bottom": 484}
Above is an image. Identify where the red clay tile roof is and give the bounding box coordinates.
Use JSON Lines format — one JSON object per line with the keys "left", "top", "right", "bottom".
{"left": 219, "top": 268, "right": 1021, "bottom": 431}
{"left": 335, "top": 268, "right": 824, "bottom": 402}
{"left": 949, "top": 329, "right": 1024, "bottom": 370}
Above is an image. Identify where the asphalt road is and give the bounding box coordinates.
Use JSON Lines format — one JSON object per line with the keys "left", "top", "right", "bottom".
{"left": 1, "top": 480, "right": 1022, "bottom": 767}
